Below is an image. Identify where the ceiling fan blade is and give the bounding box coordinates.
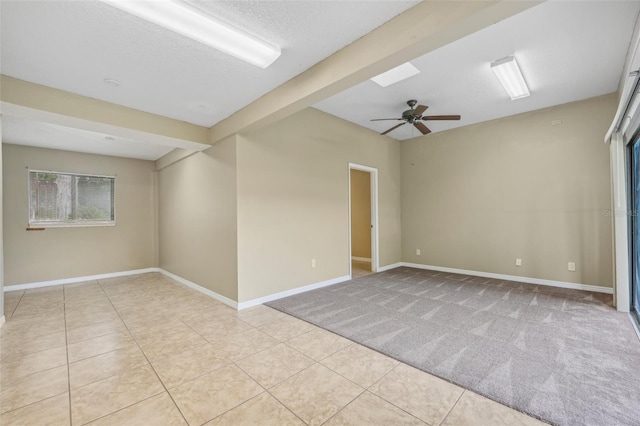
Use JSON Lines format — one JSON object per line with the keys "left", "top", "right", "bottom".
{"left": 413, "top": 104, "right": 428, "bottom": 116}
{"left": 370, "top": 118, "right": 404, "bottom": 121}
{"left": 381, "top": 122, "right": 407, "bottom": 135}
{"left": 414, "top": 122, "right": 431, "bottom": 135}
{"left": 422, "top": 115, "right": 461, "bottom": 121}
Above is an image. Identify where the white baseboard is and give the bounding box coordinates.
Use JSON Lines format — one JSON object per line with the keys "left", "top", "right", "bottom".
{"left": 351, "top": 257, "right": 372, "bottom": 262}
{"left": 157, "top": 269, "right": 238, "bottom": 310}
{"left": 401, "top": 262, "right": 614, "bottom": 294}
{"left": 377, "top": 262, "right": 403, "bottom": 272}
{"left": 3, "top": 268, "right": 159, "bottom": 292}
{"left": 0, "top": 315, "right": 5, "bottom": 328}
{"left": 237, "top": 275, "right": 351, "bottom": 310}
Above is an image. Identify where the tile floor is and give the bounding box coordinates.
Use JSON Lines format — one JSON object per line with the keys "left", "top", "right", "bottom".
{"left": 351, "top": 260, "right": 374, "bottom": 279}
{"left": 1, "top": 273, "right": 546, "bottom": 425}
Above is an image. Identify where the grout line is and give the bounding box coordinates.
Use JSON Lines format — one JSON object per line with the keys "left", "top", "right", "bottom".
{"left": 0, "top": 391, "right": 70, "bottom": 417}
{"left": 96, "top": 279, "right": 191, "bottom": 426}
{"left": 260, "top": 365, "right": 315, "bottom": 426}
{"left": 316, "top": 387, "right": 367, "bottom": 425}
{"left": 357, "top": 363, "right": 432, "bottom": 424}
{"left": 165, "top": 305, "right": 300, "bottom": 425}
{"left": 7, "top": 290, "right": 26, "bottom": 320}
{"left": 62, "top": 284, "right": 73, "bottom": 426}
{"left": 76, "top": 392, "right": 165, "bottom": 426}
{"left": 438, "top": 389, "right": 465, "bottom": 426}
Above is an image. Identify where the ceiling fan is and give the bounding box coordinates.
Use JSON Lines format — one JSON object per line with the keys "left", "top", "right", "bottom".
{"left": 371, "top": 100, "right": 461, "bottom": 136}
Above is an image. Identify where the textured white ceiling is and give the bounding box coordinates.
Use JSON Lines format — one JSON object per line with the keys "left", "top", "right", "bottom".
{"left": 2, "top": 115, "right": 177, "bottom": 161}
{"left": 0, "top": 0, "right": 418, "bottom": 128}
{"left": 315, "top": 1, "right": 640, "bottom": 140}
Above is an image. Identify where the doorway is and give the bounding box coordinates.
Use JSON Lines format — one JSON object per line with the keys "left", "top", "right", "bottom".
{"left": 348, "top": 163, "right": 378, "bottom": 278}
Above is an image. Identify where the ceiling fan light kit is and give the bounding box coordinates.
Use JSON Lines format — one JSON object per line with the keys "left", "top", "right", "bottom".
{"left": 490, "top": 55, "right": 530, "bottom": 100}
{"left": 100, "top": 0, "right": 281, "bottom": 69}
{"left": 371, "top": 100, "right": 461, "bottom": 136}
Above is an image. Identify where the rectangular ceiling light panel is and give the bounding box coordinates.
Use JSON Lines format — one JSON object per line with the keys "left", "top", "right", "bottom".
{"left": 101, "top": 0, "right": 281, "bottom": 68}
{"left": 490, "top": 56, "right": 530, "bottom": 100}
{"left": 371, "top": 62, "right": 421, "bottom": 87}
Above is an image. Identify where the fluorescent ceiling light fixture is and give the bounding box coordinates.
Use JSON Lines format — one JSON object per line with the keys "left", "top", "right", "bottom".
{"left": 490, "top": 56, "right": 530, "bottom": 100}
{"left": 371, "top": 62, "right": 421, "bottom": 87}
{"left": 101, "top": 0, "right": 281, "bottom": 68}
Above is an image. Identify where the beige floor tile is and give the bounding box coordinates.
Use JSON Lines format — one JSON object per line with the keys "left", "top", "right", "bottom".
{"left": 135, "top": 326, "right": 208, "bottom": 361}
{"left": 152, "top": 343, "right": 230, "bottom": 389}
{"left": 285, "top": 328, "right": 353, "bottom": 361}
{"left": 258, "top": 316, "right": 316, "bottom": 341}
{"left": 237, "top": 343, "right": 314, "bottom": 388}
{"left": 69, "top": 345, "right": 148, "bottom": 389}
{"left": 3, "top": 300, "right": 19, "bottom": 317}
{"left": 25, "top": 285, "right": 64, "bottom": 294}
{"left": 11, "top": 304, "right": 64, "bottom": 319}
{"left": 441, "top": 391, "right": 546, "bottom": 426}
{"left": 177, "top": 303, "right": 235, "bottom": 324}
{"left": 0, "top": 365, "right": 69, "bottom": 414}
{"left": 67, "top": 331, "right": 135, "bottom": 363}
{"left": 63, "top": 296, "right": 110, "bottom": 309}
{"left": 1, "top": 331, "right": 66, "bottom": 362}
{"left": 206, "top": 393, "right": 303, "bottom": 426}
{"left": 270, "top": 363, "right": 363, "bottom": 426}
{"left": 1, "top": 346, "right": 68, "bottom": 383}
{"left": 325, "top": 391, "right": 425, "bottom": 425}
{"left": 0, "top": 317, "right": 66, "bottom": 341}
{"left": 168, "top": 364, "right": 263, "bottom": 425}
{"left": 236, "top": 306, "right": 288, "bottom": 327}
{"left": 369, "top": 363, "right": 463, "bottom": 425}
{"left": 70, "top": 364, "right": 164, "bottom": 425}
{"left": 66, "top": 319, "right": 127, "bottom": 344}
{"left": 0, "top": 393, "right": 70, "bottom": 426}
{"left": 65, "top": 311, "right": 122, "bottom": 330}
{"left": 125, "top": 315, "right": 188, "bottom": 336}
{"left": 204, "top": 328, "right": 279, "bottom": 361}
{"left": 185, "top": 315, "right": 254, "bottom": 337}
{"left": 64, "top": 303, "right": 116, "bottom": 318}
{"left": 321, "top": 344, "right": 399, "bottom": 388}
{"left": 87, "top": 392, "right": 186, "bottom": 426}
{"left": 3, "top": 290, "right": 24, "bottom": 300}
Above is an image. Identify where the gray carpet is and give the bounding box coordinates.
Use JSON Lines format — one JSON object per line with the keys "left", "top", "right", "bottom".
{"left": 266, "top": 266, "right": 640, "bottom": 426}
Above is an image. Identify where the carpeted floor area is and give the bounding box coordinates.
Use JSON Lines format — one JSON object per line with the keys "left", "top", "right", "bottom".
{"left": 266, "top": 266, "right": 640, "bottom": 426}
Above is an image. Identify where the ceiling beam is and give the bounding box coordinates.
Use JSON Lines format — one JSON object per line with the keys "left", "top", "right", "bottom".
{"left": 0, "top": 75, "right": 210, "bottom": 145}
{"left": 209, "top": 0, "right": 543, "bottom": 144}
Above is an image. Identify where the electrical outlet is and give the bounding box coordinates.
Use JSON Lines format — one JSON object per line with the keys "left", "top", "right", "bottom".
{"left": 311, "top": 259, "right": 316, "bottom": 268}
{"left": 416, "top": 249, "right": 421, "bottom": 256}
{"left": 515, "top": 258, "right": 522, "bottom": 267}
{"left": 568, "top": 262, "right": 576, "bottom": 272}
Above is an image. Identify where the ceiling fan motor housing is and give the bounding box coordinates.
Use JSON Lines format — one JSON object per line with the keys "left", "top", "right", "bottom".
{"left": 402, "top": 110, "right": 418, "bottom": 122}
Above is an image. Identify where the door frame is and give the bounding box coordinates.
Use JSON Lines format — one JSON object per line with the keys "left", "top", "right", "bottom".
{"left": 348, "top": 163, "right": 379, "bottom": 278}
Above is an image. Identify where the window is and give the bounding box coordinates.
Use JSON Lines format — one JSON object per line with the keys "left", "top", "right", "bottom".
{"left": 29, "top": 170, "right": 115, "bottom": 227}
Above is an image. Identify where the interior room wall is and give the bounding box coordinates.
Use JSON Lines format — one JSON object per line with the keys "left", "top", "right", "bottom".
{"left": 350, "top": 169, "right": 372, "bottom": 260}
{"left": 236, "top": 107, "right": 401, "bottom": 303}
{"left": 157, "top": 135, "right": 239, "bottom": 301}
{"left": 2, "top": 144, "right": 157, "bottom": 286}
{"left": 401, "top": 94, "right": 616, "bottom": 287}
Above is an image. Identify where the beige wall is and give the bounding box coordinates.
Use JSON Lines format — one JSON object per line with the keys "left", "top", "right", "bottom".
{"left": 157, "top": 136, "right": 238, "bottom": 301}
{"left": 2, "top": 144, "right": 157, "bottom": 286}
{"left": 401, "top": 94, "right": 616, "bottom": 287}
{"left": 236, "top": 108, "right": 401, "bottom": 302}
{"left": 350, "top": 169, "right": 371, "bottom": 259}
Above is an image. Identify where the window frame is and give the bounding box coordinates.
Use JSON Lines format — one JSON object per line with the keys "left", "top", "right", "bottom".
{"left": 27, "top": 169, "right": 117, "bottom": 228}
